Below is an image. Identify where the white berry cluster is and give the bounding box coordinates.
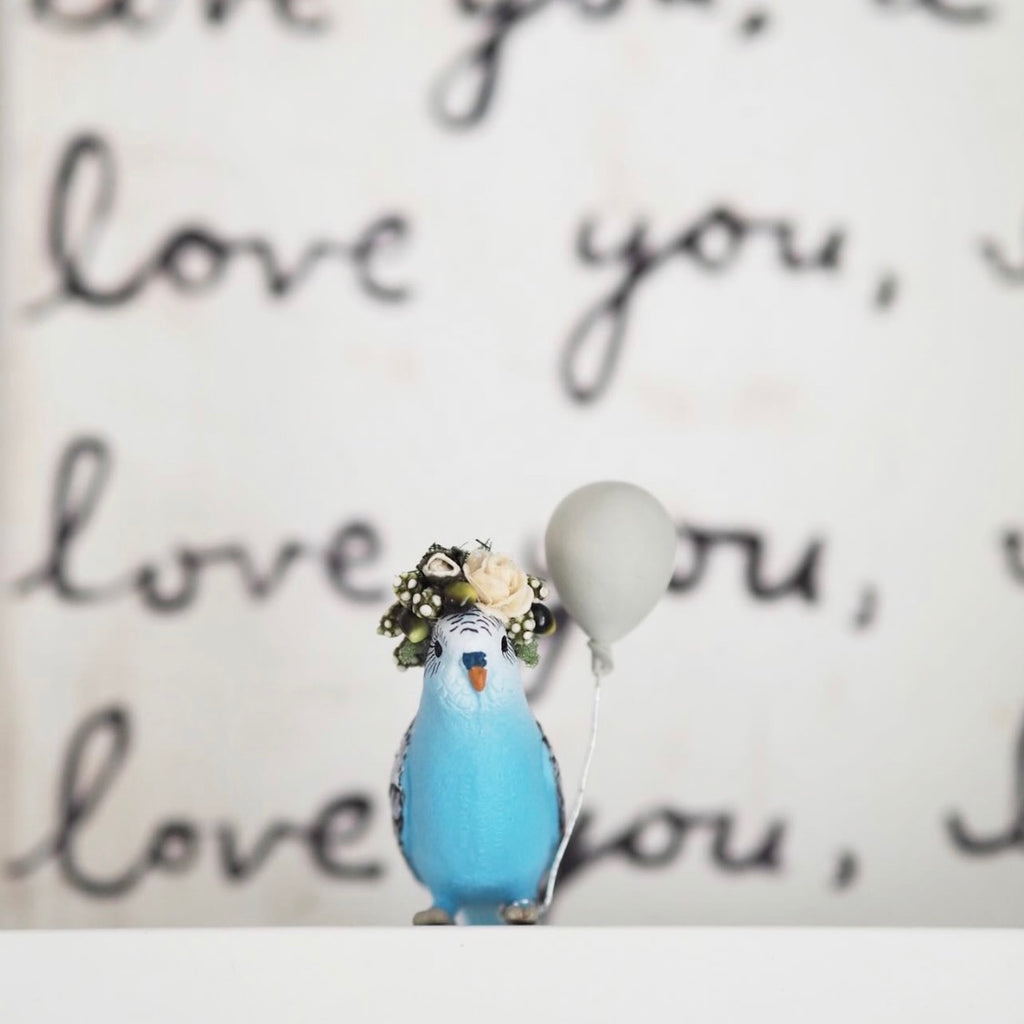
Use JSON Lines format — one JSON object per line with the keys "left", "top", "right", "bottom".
{"left": 505, "top": 577, "right": 547, "bottom": 641}
{"left": 395, "top": 578, "right": 443, "bottom": 620}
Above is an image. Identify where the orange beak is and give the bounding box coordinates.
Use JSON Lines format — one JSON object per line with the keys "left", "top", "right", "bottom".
{"left": 468, "top": 666, "right": 487, "bottom": 692}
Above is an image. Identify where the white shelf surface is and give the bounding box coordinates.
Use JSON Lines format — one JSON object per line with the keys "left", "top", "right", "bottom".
{"left": 0, "top": 927, "right": 1020, "bottom": 1022}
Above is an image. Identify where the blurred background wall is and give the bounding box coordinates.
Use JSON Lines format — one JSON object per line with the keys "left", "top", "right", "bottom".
{"left": 1, "top": 0, "right": 1023, "bottom": 927}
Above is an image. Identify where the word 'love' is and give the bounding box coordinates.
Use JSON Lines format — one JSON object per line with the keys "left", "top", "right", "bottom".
{"left": 7, "top": 706, "right": 379, "bottom": 896}
{"left": 13, "top": 436, "right": 387, "bottom": 613}
{"left": 29, "top": 134, "right": 410, "bottom": 316}
{"left": 31, "top": 0, "right": 329, "bottom": 32}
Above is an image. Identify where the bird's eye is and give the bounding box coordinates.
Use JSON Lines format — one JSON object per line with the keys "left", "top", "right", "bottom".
{"left": 432, "top": 640, "right": 443, "bottom": 658}
{"left": 501, "top": 636, "right": 510, "bottom": 655}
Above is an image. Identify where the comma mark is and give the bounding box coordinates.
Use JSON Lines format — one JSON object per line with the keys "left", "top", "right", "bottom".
{"left": 981, "top": 218, "right": 1024, "bottom": 285}
{"left": 873, "top": 273, "right": 899, "bottom": 310}
{"left": 1002, "top": 531, "right": 1024, "bottom": 586}
{"left": 851, "top": 585, "right": 878, "bottom": 630}
{"left": 831, "top": 850, "right": 859, "bottom": 890}
{"left": 738, "top": 9, "right": 770, "bottom": 36}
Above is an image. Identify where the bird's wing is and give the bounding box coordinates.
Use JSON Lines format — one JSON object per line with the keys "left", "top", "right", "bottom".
{"left": 537, "top": 722, "right": 566, "bottom": 836}
{"left": 390, "top": 718, "right": 423, "bottom": 882}
{"left": 390, "top": 718, "right": 414, "bottom": 841}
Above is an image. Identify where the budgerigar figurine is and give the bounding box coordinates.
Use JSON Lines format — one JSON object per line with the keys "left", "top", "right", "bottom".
{"left": 380, "top": 543, "right": 563, "bottom": 925}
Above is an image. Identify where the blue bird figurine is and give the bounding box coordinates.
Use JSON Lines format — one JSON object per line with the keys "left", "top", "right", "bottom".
{"left": 391, "top": 606, "right": 563, "bottom": 925}
{"left": 382, "top": 545, "right": 563, "bottom": 925}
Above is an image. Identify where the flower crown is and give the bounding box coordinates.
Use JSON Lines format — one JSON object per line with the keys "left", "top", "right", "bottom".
{"left": 378, "top": 542, "right": 556, "bottom": 670}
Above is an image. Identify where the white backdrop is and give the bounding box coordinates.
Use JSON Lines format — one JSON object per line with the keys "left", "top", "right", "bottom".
{"left": 2, "top": 0, "right": 1023, "bottom": 927}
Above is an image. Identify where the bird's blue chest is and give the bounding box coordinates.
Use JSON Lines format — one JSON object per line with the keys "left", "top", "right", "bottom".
{"left": 401, "top": 698, "right": 559, "bottom": 906}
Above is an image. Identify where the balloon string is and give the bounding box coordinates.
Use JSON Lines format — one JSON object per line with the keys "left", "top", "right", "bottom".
{"left": 540, "top": 638, "right": 607, "bottom": 916}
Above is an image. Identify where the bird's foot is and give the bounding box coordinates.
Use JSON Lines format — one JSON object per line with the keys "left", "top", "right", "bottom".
{"left": 501, "top": 900, "right": 539, "bottom": 925}
{"left": 413, "top": 906, "right": 454, "bottom": 926}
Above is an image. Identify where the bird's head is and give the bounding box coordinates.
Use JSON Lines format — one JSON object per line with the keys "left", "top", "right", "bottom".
{"left": 422, "top": 606, "right": 523, "bottom": 712}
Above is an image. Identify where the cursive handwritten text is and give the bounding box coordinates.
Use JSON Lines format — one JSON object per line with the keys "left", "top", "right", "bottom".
{"left": 562, "top": 209, "right": 845, "bottom": 403}
{"left": 31, "top": 0, "right": 330, "bottom": 32}
{"left": 433, "top": 0, "right": 738, "bottom": 130}
{"left": 28, "top": 134, "right": 410, "bottom": 316}
{"left": 13, "top": 436, "right": 387, "bottom": 612}
{"left": 7, "top": 705, "right": 381, "bottom": 896}
{"left": 873, "top": 0, "right": 993, "bottom": 24}
{"left": 947, "top": 707, "right": 1024, "bottom": 856}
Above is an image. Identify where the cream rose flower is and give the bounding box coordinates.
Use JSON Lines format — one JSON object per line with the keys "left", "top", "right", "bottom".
{"left": 462, "top": 549, "right": 533, "bottom": 623}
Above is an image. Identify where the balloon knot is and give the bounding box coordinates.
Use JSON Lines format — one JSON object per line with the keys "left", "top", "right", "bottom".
{"left": 588, "top": 639, "right": 614, "bottom": 677}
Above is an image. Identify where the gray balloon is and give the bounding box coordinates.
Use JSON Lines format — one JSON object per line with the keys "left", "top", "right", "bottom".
{"left": 544, "top": 482, "right": 677, "bottom": 648}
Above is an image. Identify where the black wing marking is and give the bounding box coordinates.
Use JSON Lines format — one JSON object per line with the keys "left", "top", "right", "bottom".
{"left": 390, "top": 718, "right": 414, "bottom": 839}
{"left": 390, "top": 718, "right": 423, "bottom": 882}
{"left": 536, "top": 721, "right": 566, "bottom": 906}
{"left": 537, "top": 722, "right": 566, "bottom": 837}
